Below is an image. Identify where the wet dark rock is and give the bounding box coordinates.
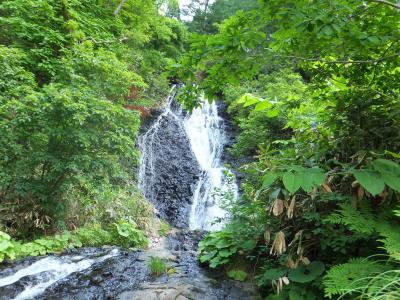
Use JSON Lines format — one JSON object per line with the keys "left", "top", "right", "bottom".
{"left": 139, "top": 102, "right": 201, "bottom": 228}
{"left": 38, "top": 250, "right": 149, "bottom": 300}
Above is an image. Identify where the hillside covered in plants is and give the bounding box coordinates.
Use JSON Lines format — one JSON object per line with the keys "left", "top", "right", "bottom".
{"left": 173, "top": 0, "right": 400, "bottom": 299}
{"left": 1, "top": 0, "right": 400, "bottom": 299}
{"left": 0, "top": 0, "right": 185, "bottom": 255}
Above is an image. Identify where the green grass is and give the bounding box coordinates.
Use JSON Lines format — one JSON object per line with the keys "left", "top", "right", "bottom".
{"left": 148, "top": 257, "right": 167, "bottom": 276}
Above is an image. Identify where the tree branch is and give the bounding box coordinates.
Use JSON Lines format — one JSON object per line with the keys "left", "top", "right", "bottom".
{"left": 367, "top": 0, "right": 400, "bottom": 9}
{"left": 113, "top": 0, "right": 127, "bottom": 17}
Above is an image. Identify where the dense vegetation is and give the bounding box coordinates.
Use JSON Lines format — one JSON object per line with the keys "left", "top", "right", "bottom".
{"left": 0, "top": 0, "right": 186, "bottom": 257}
{"left": 173, "top": 0, "right": 400, "bottom": 299}
{"left": 1, "top": 0, "right": 399, "bottom": 299}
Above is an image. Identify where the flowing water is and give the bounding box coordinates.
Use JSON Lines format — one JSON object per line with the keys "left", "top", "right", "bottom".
{"left": 0, "top": 89, "right": 241, "bottom": 300}
{"left": 185, "top": 99, "right": 238, "bottom": 230}
{"left": 0, "top": 249, "right": 120, "bottom": 300}
{"left": 139, "top": 89, "right": 238, "bottom": 230}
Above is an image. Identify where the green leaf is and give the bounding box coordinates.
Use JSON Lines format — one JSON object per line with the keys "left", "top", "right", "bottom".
{"left": 227, "top": 269, "right": 248, "bottom": 281}
{"left": 243, "top": 97, "right": 261, "bottom": 107}
{"left": 260, "top": 268, "right": 287, "bottom": 280}
{"left": 353, "top": 169, "right": 385, "bottom": 196}
{"left": 199, "top": 250, "right": 217, "bottom": 263}
{"left": 310, "top": 170, "right": 325, "bottom": 186}
{"left": 381, "top": 173, "right": 400, "bottom": 192}
{"left": 216, "top": 239, "right": 234, "bottom": 249}
{"left": 288, "top": 261, "right": 325, "bottom": 283}
{"left": 267, "top": 109, "right": 279, "bottom": 118}
{"left": 300, "top": 173, "right": 314, "bottom": 192}
{"left": 372, "top": 159, "right": 400, "bottom": 177}
{"left": 367, "top": 36, "right": 380, "bottom": 45}
{"left": 254, "top": 101, "right": 272, "bottom": 111}
{"left": 262, "top": 173, "right": 279, "bottom": 188}
{"left": 385, "top": 151, "right": 400, "bottom": 159}
{"left": 219, "top": 249, "right": 234, "bottom": 258}
{"left": 283, "top": 172, "right": 301, "bottom": 194}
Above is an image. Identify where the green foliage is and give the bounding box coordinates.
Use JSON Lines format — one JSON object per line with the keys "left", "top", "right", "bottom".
{"left": 288, "top": 261, "right": 325, "bottom": 284}
{"left": 227, "top": 269, "right": 247, "bottom": 281}
{"left": 75, "top": 225, "right": 114, "bottom": 247}
{"left": 113, "top": 219, "right": 148, "bottom": 248}
{"left": 158, "top": 220, "right": 171, "bottom": 237}
{"left": 0, "top": 221, "right": 148, "bottom": 262}
{"left": 148, "top": 257, "right": 167, "bottom": 276}
{"left": 352, "top": 159, "right": 400, "bottom": 195}
{"left": 323, "top": 258, "right": 386, "bottom": 298}
{"left": 198, "top": 230, "right": 256, "bottom": 268}
{"left": 0, "top": 231, "right": 16, "bottom": 262}
{"left": 0, "top": 0, "right": 187, "bottom": 237}
{"left": 178, "top": 1, "right": 400, "bottom": 298}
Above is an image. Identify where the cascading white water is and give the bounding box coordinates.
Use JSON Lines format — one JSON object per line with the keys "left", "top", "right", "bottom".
{"left": 0, "top": 249, "right": 119, "bottom": 300}
{"left": 138, "top": 89, "right": 237, "bottom": 231}
{"left": 185, "top": 99, "right": 238, "bottom": 230}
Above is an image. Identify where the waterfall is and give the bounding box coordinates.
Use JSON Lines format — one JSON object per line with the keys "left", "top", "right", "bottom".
{"left": 185, "top": 99, "right": 237, "bottom": 230}
{"left": 139, "top": 89, "right": 237, "bottom": 230}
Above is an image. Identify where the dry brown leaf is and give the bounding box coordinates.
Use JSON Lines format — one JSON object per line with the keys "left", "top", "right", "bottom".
{"left": 271, "top": 199, "right": 285, "bottom": 216}
{"left": 285, "top": 257, "right": 296, "bottom": 269}
{"left": 301, "top": 256, "right": 310, "bottom": 265}
{"left": 264, "top": 229, "right": 271, "bottom": 245}
{"left": 322, "top": 182, "right": 333, "bottom": 193}
{"left": 270, "top": 231, "right": 286, "bottom": 256}
{"left": 357, "top": 186, "right": 365, "bottom": 200}
{"left": 287, "top": 196, "right": 296, "bottom": 219}
{"left": 351, "top": 180, "right": 359, "bottom": 188}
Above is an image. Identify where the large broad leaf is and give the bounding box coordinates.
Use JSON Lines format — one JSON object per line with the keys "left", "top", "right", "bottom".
{"left": 300, "top": 168, "right": 325, "bottom": 191}
{"left": 254, "top": 101, "right": 272, "bottom": 111}
{"left": 283, "top": 171, "right": 301, "bottom": 194}
{"left": 381, "top": 173, "right": 400, "bottom": 192}
{"left": 237, "top": 93, "right": 262, "bottom": 107}
{"left": 300, "top": 173, "right": 314, "bottom": 192}
{"left": 288, "top": 261, "right": 325, "bottom": 283}
{"left": 310, "top": 170, "right": 325, "bottom": 186}
{"left": 267, "top": 109, "right": 279, "bottom": 118}
{"left": 262, "top": 173, "right": 279, "bottom": 188}
{"left": 260, "top": 268, "right": 287, "bottom": 280}
{"left": 353, "top": 169, "right": 385, "bottom": 196}
{"left": 369, "top": 158, "right": 400, "bottom": 191}
{"left": 372, "top": 159, "right": 400, "bottom": 176}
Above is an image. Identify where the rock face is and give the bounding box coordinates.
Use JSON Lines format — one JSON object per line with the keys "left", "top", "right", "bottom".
{"left": 139, "top": 99, "right": 201, "bottom": 228}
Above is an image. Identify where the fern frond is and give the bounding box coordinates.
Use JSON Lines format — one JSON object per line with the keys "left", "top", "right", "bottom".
{"left": 378, "top": 231, "right": 400, "bottom": 261}
{"left": 323, "top": 258, "right": 385, "bottom": 298}
{"left": 325, "top": 203, "right": 377, "bottom": 235}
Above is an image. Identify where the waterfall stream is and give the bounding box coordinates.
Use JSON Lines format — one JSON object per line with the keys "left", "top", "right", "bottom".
{"left": 139, "top": 89, "right": 238, "bottom": 230}
{"left": 185, "top": 99, "right": 238, "bottom": 230}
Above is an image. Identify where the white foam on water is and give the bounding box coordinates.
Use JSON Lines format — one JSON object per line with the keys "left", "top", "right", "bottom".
{"left": 0, "top": 249, "right": 119, "bottom": 300}
{"left": 184, "top": 99, "right": 238, "bottom": 230}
